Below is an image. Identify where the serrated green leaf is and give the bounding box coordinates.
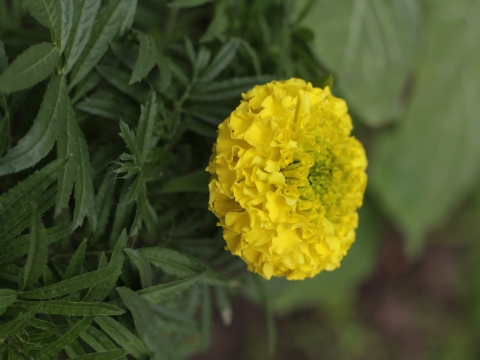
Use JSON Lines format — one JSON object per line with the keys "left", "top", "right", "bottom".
{"left": 116, "top": 287, "right": 150, "bottom": 336}
{"left": 119, "top": 121, "right": 140, "bottom": 157}
{"left": 90, "top": 174, "right": 116, "bottom": 244}
{"left": 1, "top": 225, "right": 71, "bottom": 265}
{"left": 124, "top": 249, "right": 152, "bottom": 288}
{"left": 97, "top": 65, "right": 148, "bottom": 103}
{"left": 138, "top": 247, "right": 205, "bottom": 278}
{"left": 22, "top": 205, "right": 48, "bottom": 289}
{"left": 125, "top": 172, "right": 145, "bottom": 205}
{"left": 130, "top": 31, "right": 157, "bottom": 84}
{"left": 15, "top": 300, "right": 124, "bottom": 316}
{"left": 43, "top": 265, "right": 53, "bottom": 286}
{"left": 0, "top": 75, "right": 67, "bottom": 176}
{"left": 69, "top": 0, "right": 137, "bottom": 89}
{"left": 56, "top": 103, "right": 79, "bottom": 216}
{"left": 118, "top": 0, "right": 137, "bottom": 36}
{"left": 0, "top": 185, "right": 57, "bottom": 243}
{"left": 64, "top": 239, "right": 87, "bottom": 279}
{"left": 0, "top": 289, "right": 17, "bottom": 308}
{"left": 70, "top": 103, "right": 97, "bottom": 231}
{"left": 198, "top": 38, "right": 240, "bottom": 83}
{"left": 75, "top": 350, "right": 130, "bottom": 360}
{"left": 0, "top": 42, "right": 59, "bottom": 94}
{"left": 137, "top": 90, "right": 157, "bottom": 164}
{"left": 37, "top": 316, "right": 94, "bottom": 359}
{"left": 81, "top": 325, "right": 118, "bottom": 353}
{"left": 24, "top": 0, "right": 72, "bottom": 52}
{"left": 109, "top": 181, "right": 135, "bottom": 247}
{"left": 95, "top": 316, "right": 151, "bottom": 360}
{"left": 160, "top": 169, "right": 209, "bottom": 193}
{"left": 137, "top": 274, "right": 202, "bottom": 304}
{"left": 168, "top": 0, "right": 213, "bottom": 9}
{"left": 0, "top": 308, "right": 36, "bottom": 337}
{"left": 0, "top": 157, "right": 69, "bottom": 243}
{"left": 190, "top": 75, "right": 273, "bottom": 102}
{"left": 64, "top": 0, "right": 102, "bottom": 74}
{"left": 19, "top": 266, "right": 116, "bottom": 299}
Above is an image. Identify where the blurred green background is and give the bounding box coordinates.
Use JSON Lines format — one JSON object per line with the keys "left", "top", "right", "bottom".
{"left": 190, "top": 0, "right": 480, "bottom": 359}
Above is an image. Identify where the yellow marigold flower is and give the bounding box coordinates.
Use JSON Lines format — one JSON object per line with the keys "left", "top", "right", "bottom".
{"left": 206, "top": 78, "right": 367, "bottom": 280}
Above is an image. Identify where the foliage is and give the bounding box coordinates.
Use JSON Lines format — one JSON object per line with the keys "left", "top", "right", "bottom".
{"left": 1, "top": 0, "right": 480, "bottom": 359}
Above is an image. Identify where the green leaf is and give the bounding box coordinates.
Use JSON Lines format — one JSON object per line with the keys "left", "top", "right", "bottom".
{"left": 0, "top": 225, "right": 71, "bottom": 265}
{"left": 43, "top": 265, "right": 53, "bottom": 286}
{"left": 64, "top": 0, "right": 102, "bottom": 74}
{"left": 95, "top": 316, "right": 151, "bottom": 360}
{"left": 24, "top": 0, "right": 72, "bottom": 52}
{"left": 69, "top": 0, "right": 137, "bottom": 89}
{"left": 0, "top": 75, "right": 67, "bottom": 176}
{"left": 0, "top": 289, "right": 17, "bottom": 308}
{"left": 160, "top": 169, "right": 209, "bottom": 193}
{"left": 167, "top": 0, "right": 213, "bottom": 9}
{"left": 22, "top": 205, "right": 48, "bottom": 289}
{"left": 0, "top": 185, "right": 57, "bottom": 243}
{"left": 303, "top": 0, "right": 420, "bottom": 126}
{"left": 0, "top": 42, "right": 59, "bottom": 95}
{"left": 0, "top": 156, "right": 69, "bottom": 242}
{"left": 370, "top": 0, "right": 480, "bottom": 252}
{"left": 125, "top": 171, "right": 145, "bottom": 205}
{"left": 0, "top": 308, "right": 36, "bottom": 337}
{"left": 124, "top": 249, "right": 152, "bottom": 288}
{"left": 97, "top": 65, "right": 148, "bottom": 103}
{"left": 190, "top": 75, "right": 273, "bottom": 102}
{"left": 64, "top": 239, "right": 87, "bottom": 279}
{"left": 138, "top": 247, "right": 205, "bottom": 278}
{"left": 19, "top": 266, "right": 116, "bottom": 299}
{"left": 137, "top": 90, "right": 158, "bottom": 164}
{"left": 67, "top": 105, "right": 97, "bottom": 230}
{"left": 130, "top": 31, "right": 158, "bottom": 84}
{"left": 109, "top": 181, "right": 135, "bottom": 247}
{"left": 81, "top": 325, "right": 119, "bottom": 352}
{"left": 119, "top": 121, "right": 140, "bottom": 158}
{"left": 37, "top": 316, "right": 94, "bottom": 359}
{"left": 15, "top": 300, "right": 124, "bottom": 316}
{"left": 90, "top": 173, "right": 116, "bottom": 244}
{"left": 74, "top": 350, "right": 130, "bottom": 360}
{"left": 76, "top": 92, "right": 139, "bottom": 124}
{"left": 140, "top": 248, "right": 223, "bottom": 287}
{"left": 56, "top": 104, "right": 78, "bottom": 216}
{"left": 71, "top": 70, "right": 102, "bottom": 104}
{"left": 0, "top": 113, "right": 9, "bottom": 156}
{"left": 116, "top": 287, "right": 150, "bottom": 335}
{"left": 118, "top": 0, "right": 137, "bottom": 36}
{"left": 198, "top": 38, "right": 240, "bottom": 83}
{"left": 136, "top": 274, "right": 201, "bottom": 304}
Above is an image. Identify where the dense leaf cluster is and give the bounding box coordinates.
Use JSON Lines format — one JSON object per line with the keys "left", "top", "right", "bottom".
{"left": 0, "top": 0, "right": 321, "bottom": 358}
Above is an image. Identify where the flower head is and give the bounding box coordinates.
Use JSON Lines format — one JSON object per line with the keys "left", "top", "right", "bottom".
{"left": 207, "top": 78, "right": 367, "bottom": 280}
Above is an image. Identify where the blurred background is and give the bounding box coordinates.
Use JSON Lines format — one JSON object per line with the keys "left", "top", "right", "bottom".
{"left": 189, "top": 0, "right": 480, "bottom": 359}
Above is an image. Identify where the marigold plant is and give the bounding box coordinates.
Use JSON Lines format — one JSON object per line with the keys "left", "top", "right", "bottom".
{"left": 207, "top": 78, "right": 367, "bottom": 280}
